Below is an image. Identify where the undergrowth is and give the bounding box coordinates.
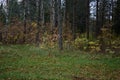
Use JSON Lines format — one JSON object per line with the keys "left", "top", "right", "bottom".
{"left": 0, "top": 45, "right": 120, "bottom": 80}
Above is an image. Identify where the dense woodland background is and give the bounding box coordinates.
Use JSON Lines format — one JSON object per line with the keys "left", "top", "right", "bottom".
{"left": 0, "top": 0, "right": 120, "bottom": 53}
{"left": 0, "top": 0, "right": 120, "bottom": 80}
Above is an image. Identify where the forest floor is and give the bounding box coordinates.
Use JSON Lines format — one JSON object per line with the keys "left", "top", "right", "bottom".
{"left": 0, "top": 45, "right": 120, "bottom": 80}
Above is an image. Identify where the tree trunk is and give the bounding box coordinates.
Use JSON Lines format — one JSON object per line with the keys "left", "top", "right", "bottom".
{"left": 41, "top": 0, "right": 44, "bottom": 28}
{"left": 55, "top": 0, "right": 58, "bottom": 28}
{"left": 111, "top": 0, "right": 114, "bottom": 22}
{"left": 65, "top": 0, "right": 69, "bottom": 28}
{"left": 50, "top": 0, "right": 56, "bottom": 33}
{"left": 86, "top": 0, "right": 90, "bottom": 39}
{"left": 6, "top": 0, "right": 9, "bottom": 26}
{"left": 0, "top": 32, "right": 2, "bottom": 42}
{"left": 36, "top": 0, "right": 41, "bottom": 45}
{"left": 58, "top": 0, "right": 63, "bottom": 50}
{"left": 72, "top": 0, "right": 75, "bottom": 40}
{"left": 36, "top": 0, "right": 44, "bottom": 45}
{"left": 23, "top": 0, "right": 27, "bottom": 43}
{"left": 95, "top": 0, "right": 99, "bottom": 37}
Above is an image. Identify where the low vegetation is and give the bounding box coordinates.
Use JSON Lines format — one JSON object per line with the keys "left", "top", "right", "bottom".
{"left": 0, "top": 45, "right": 120, "bottom": 80}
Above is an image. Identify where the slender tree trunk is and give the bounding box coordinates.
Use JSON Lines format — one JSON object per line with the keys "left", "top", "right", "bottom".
{"left": 111, "top": 0, "right": 114, "bottom": 22}
{"left": 50, "top": 0, "right": 55, "bottom": 33}
{"left": 86, "top": 0, "right": 90, "bottom": 39}
{"left": 65, "top": 0, "right": 68, "bottom": 28}
{"left": 23, "top": 0, "right": 27, "bottom": 43}
{"left": 6, "top": 0, "right": 9, "bottom": 26}
{"left": 36, "top": 0, "right": 44, "bottom": 45}
{"left": 95, "top": 0, "right": 99, "bottom": 37}
{"left": 63, "top": 0, "right": 65, "bottom": 23}
{"left": 100, "top": 0, "right": 107, "bottom": 27}
{"left": 101, "top": 1, "right": 105, "bottom": 27}
{"left": 36, "top": 0, "right": 41, "bottom": 45}
{"left": 55, "top": 0, "right": 58, "bottom": 27}
{"left": 72, "top": 0, "right": 75, "bottom": 40}
{"left": 41, "top": 0, "right": 44, "bottom": 28}
{"left": 58, "top": 0, "right": 63, "bottom": 50}
{"left": 108, "top": 1, "right": 111, "bottom": 23}
{"left": 27, "top": 0, "right": 30, "bottom": 18}
{"left": 0, "top": 3, "right": 2, "bottom": 41}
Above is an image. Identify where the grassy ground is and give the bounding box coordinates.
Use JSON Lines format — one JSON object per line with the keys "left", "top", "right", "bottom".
{"left": 0, "top": 45, "right": 120, "bottom": 80}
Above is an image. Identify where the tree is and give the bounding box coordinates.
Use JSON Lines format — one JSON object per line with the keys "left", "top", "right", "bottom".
{"left": 72, "top": 0, "right": 75, "bottom": 40}
{"left": 111, "top": 0, "right": 114, "bottom": 21}
{"left": 113, "top": 0, "right": 120, "bottom": 36}
{"left": 58, "top": 0, "right": 63, "bottom": 50}
{"left": 0, "top": 3, "right": 5, "bottom": 24}
{"left": 95, "top": 0, "right": 109, "bottom": 37}
{"left": 86, "top": 0, "right": 90, "bottom": 39}
{"left": 95, "top": 0, "right": 99, "bottom": 37}
{"left": 9, "top": 0, "right": 19, "bottom": 20}
{"left": 23, "top": 0, "right": 27, "bottom": 43}
{"left": 36, "top": 0, "right": 44, "bottom": 45}
{"left": 5, "top": 0, "right": 9, "bottom": 26}
{"left": 41, "top": 0, "right": 44, "bottom": 28}
{"left": 50, "top": 0, "right": 56, "bottom": 32}
{"left": 0, "top": 4, "right": 3, "bottom": 42}
{"left": 36, "top": 0, "right": 41, "bottom": 45}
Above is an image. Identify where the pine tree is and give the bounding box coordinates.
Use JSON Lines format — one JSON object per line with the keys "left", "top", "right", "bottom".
{"left": 113, "top": 0, "right": 120, "bottom": 36}
{"left": 58, "top": 0, "right": 63, "bottom": 50}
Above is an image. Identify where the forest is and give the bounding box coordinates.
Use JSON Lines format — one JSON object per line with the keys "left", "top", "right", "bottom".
{"left": 0, "top": 0, "right": 120, "bottom": 80}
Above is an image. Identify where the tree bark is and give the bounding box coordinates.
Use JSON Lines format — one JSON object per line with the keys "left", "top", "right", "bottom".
{"left": 95, "top": 0, "right": 99, "bottom": 37}
{"left": 23, "top": 0, "right": 27, "bottom": 43}
{"left": 6, "top": 0, "right": 9, "bottom": 26}
{"left": 41, "top": 0, "right": 44, "bottom": 28}
{"left": 36, "top": 0, "right": 40, "bottom": 45}
{"left": 58, "top": 0, "right": 63, "bottom": 50}
{"left": 36, "top": 0, "right": 44, "bottom": 45}
{"left": 72, "top": 0, "right": 75, "bottom": 40}
{"left": 86, "top": 0, "right": 90, "bottom": 39}
{"left": 50, "top": 0, "right": 56, "bottom": 33}
{"left": 111, "top": 0, "right": 114, "bottom": 22}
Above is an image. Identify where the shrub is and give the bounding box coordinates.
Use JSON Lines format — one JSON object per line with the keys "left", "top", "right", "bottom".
{"left": 74, "top": 37, "right": 88, "bottom": 50}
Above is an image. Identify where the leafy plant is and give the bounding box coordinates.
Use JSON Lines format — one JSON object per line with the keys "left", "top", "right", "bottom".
{"left": 74, "top": 37, "right": 88, "bottom": 50}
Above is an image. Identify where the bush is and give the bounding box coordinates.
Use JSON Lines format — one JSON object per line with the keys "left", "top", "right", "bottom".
{"left": 74, "top": 37, "right": 88, "bottom": 50}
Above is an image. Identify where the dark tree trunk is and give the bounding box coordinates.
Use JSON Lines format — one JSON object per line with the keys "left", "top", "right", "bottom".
{"left": 36, "top": 0, "right": 41, "bottom": 45}
{"left": 6, "top": 0, "right": 9, "bottom": 26}
{"left": 0, "top": 32, "right": 2, "bottom": 42}
{"left": 55, "top": 0, "right": 58, "bottom": 28}
{"left": 86, "top": 0, "right": 90, "bottom": 39}
{"left": 65, "top": 0, "right": 68, "bottom": 28}
{"left": 95, "top": 0, "right": 99, "bottom": 37}
{"left": 111, "top": 0, "right": 114, "bottom": 22}
{"left": 58, "top": 0, "right": 63, "bottom": 50}
{"left": 50, "top": 0, "right": 55, "bottom": 33}
{"left": 72, "top": 0, "right": 75, "bottom": 40}
{"left": 23, "top": 0, "right": 27, "bottom": 43}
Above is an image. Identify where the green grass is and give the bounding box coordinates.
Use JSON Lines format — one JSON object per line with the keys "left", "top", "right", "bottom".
{"left": 0, "top": 45, "right": 120, "bottom": 80}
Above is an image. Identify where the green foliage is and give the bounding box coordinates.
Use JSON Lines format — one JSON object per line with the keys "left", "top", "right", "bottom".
{"left": 98, "top": 26, "right": 120, "bottom": 53}
{"left": 88, "top": 40, "right": 101, "bottom": 52}
{"left": 72, "top": 35, "right": 101, "bottom": 52}
{"left": 0, "top": 45, "right": 120, "bottom": 80}
{"left": 74, "top": 37, "right": 88, "bottom": 50}
{"left": 99, "top": 27, "right": 112, "bottom": 45}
